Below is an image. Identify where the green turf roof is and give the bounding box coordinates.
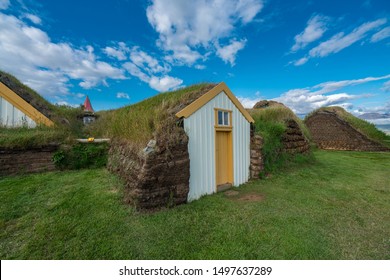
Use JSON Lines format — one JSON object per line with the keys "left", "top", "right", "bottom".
{"left": 88, "top": 83, "right": 216, "bottom": 147}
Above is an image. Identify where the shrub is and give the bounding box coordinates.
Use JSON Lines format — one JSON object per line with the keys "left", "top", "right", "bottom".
{"left": 53, "top": 143, "right": 108, "bottom": 170}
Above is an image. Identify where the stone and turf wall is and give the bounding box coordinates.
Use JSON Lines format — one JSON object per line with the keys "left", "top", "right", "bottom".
{"left": 250, "top": 130, "right": 264, "bottom": 179}
{"left": 0, "top": 145, "right": 58, "bottom": 176}
{"left": 282, "top": 119, "right": 310, "bottom": 154}
{"left": 107, "top": 128, "right": 190, "bottom": 210}
{"left": 305, "top": 111, "right": 388, "bottom": 152}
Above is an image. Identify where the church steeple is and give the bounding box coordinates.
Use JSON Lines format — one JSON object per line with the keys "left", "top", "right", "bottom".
{"left": 83, "top": 96, "right": 94, "bottom": 112}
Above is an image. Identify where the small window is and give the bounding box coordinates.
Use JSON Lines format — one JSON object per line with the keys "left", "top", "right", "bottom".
{"left": 218, "top": 110, "right": 223, "bottom": 125}
{"left": 217, "top": 110, "right": 230, "bottom": 126}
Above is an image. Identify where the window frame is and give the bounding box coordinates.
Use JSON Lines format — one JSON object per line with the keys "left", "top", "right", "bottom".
{"left": 214, "top": 108, "right": 232, "bottom": 131}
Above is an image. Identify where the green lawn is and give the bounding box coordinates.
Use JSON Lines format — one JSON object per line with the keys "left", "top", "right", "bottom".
{"left": 0, "top": 150, "right": 389, "bottom": 259}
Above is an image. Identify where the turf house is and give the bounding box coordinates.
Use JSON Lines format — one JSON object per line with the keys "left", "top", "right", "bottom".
{"left": 101, "top": 82, "right": 257, "bottom": 210}
{"left": 305, "top": 107, "right": 389, "bottom": 152}
{"left": 0, "top": 72, "right": 54, "bottom": 128}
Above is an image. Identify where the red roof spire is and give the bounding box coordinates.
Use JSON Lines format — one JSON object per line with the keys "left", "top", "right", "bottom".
{"left": 83, "top": 96, "right": 94, "bottom": 112}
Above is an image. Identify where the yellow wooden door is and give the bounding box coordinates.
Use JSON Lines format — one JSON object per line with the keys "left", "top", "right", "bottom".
{"left": 216, "top": 131, "right": 233, "bottom": 186}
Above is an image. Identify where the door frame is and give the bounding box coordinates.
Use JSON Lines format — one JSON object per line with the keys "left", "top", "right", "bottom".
{"left": 214, "top": 108, "right": 234, "bottom": 190}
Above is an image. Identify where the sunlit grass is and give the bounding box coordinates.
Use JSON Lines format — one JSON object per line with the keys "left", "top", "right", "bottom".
{"left": 1, "top": 150, "right": 389, "bottom": 259}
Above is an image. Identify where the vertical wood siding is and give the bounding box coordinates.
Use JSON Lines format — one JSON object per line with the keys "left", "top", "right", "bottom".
{"left": 184, "top": 90, "right": 250, "bottom": 201}
{"left": 0, "top": 96, "right": 36, "bottom": 128}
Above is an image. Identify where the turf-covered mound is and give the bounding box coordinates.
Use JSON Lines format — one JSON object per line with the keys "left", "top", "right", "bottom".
{"left": 304, "top": 106, "right": 390, "bottom": 151}
{"left": 90, "top": 83, "right": 216, "bottom": 210}
{"left": 253, "top": 100, "right": 287, "bottom": 109}
{"left": 248, "top": 100, "right": 311, "bottom": 173}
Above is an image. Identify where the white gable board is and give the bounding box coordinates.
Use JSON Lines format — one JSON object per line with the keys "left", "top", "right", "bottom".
{"left": 184, "top": 90, "right": 250, "bottom": 201}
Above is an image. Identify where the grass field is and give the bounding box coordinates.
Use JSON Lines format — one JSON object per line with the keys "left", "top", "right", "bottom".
{"left": 0, "top": 150, "right": 389, "bottom": 260}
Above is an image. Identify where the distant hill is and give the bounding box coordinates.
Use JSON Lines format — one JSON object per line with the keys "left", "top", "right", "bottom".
{"left": 359, "top": 112, "right": 390, "bottom": 120}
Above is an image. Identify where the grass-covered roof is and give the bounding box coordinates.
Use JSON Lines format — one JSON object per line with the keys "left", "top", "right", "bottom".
{"left": 0, "top": 70, "right": 55, "bottom": 119}
{"left": 248, "top": 100, "right": 311, "bottom": 140}
{"left": 248, "top": 100, "right": 312, "bottom": 173}
{"left": 305, "top": 106, "right": 390, "bottom": 148}
{"left": 89, "top": 83, "right": 216, "bottom": 148}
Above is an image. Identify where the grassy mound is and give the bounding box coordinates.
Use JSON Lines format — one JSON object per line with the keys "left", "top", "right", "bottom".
{"left": 305, "top": 106, "right": 390, "bottom": 148}
{"left": 248, "top": 102, "right": 312, "bottom": 173}
{"left": 88, "top": 83, "right": 215, "bottom": 149}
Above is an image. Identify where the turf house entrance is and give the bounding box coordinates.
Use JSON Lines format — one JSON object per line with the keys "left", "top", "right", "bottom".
{"left": 105, "top": 82, "right": 255, "bottom": 210}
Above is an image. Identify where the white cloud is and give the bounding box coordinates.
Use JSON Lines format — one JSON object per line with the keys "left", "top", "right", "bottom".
{"left": 371, "top": 26, "right": 390, "bottom": 43}
{"left": 123, "top": 50, "right": 183, "bottom": 92}
{"left": 216, "top": 38, "right": 247, "bottom": 66}
{"left": 237, "top": 91, "right": 263, "bottom": 108}
{"left": 0, "top": 12, "right": 125, "bottom": 96}
{"left": 146, "top": 0, "right": 263, "bottom": 65}
{"left": 116, "top": 92, "right": 130, "bottom": 100}
{"left": 291, "top": 14, "right": 329, "bottom": 52}
{"left": 23, "top": 13, "right": 42, "bottom": 25}
{"left": 293, "top": 57, "right": 309, "bottom": 66}
{"left": 0, "top": 0, "right": 10, "bottom": 10}
{"left": 366, "top": 118, "right": 390, "bottom": 127}
{"left": 194, "top": 64, "right": 206, "bottom": 70}
{"left": 129, "top": 47, "right": 170, "bottom": 74}
{"left": 75, "top": 93, "right": 85, "bottom": 98}
{"left": 309, "top": 18, "right": 387, "bottom": 58}
{"left": 382, "top": 80, "right": 390, "bottom": 92}
{"left": 312, "top": 74, "right": 390, "bottom": 95}
{"left": 123, "top": 62, "right": 150, "bottom": 83}
{"left": 55, "top": 101, "right": 79, "bottom": 108}
{"left": 238, "top": 96, "right": 260, "bottom": 108}
{"left": 355, "top": 101, "right": 390, "bottom": 115}
{"left": 149, "top": 76, "right": 183, "bottom": 92}
{"left": 275, "top": 74, "right": 390, "bottom": 114}
{"left": 103, "top": 42, "right": 129, "bottom": 61}
{"left": 293, "top": 18, "right": 387, "bottom": 66}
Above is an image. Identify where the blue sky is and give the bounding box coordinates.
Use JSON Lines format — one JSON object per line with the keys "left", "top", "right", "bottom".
{"left": 0, "top": 0, "right": 389, "bottom": 121}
